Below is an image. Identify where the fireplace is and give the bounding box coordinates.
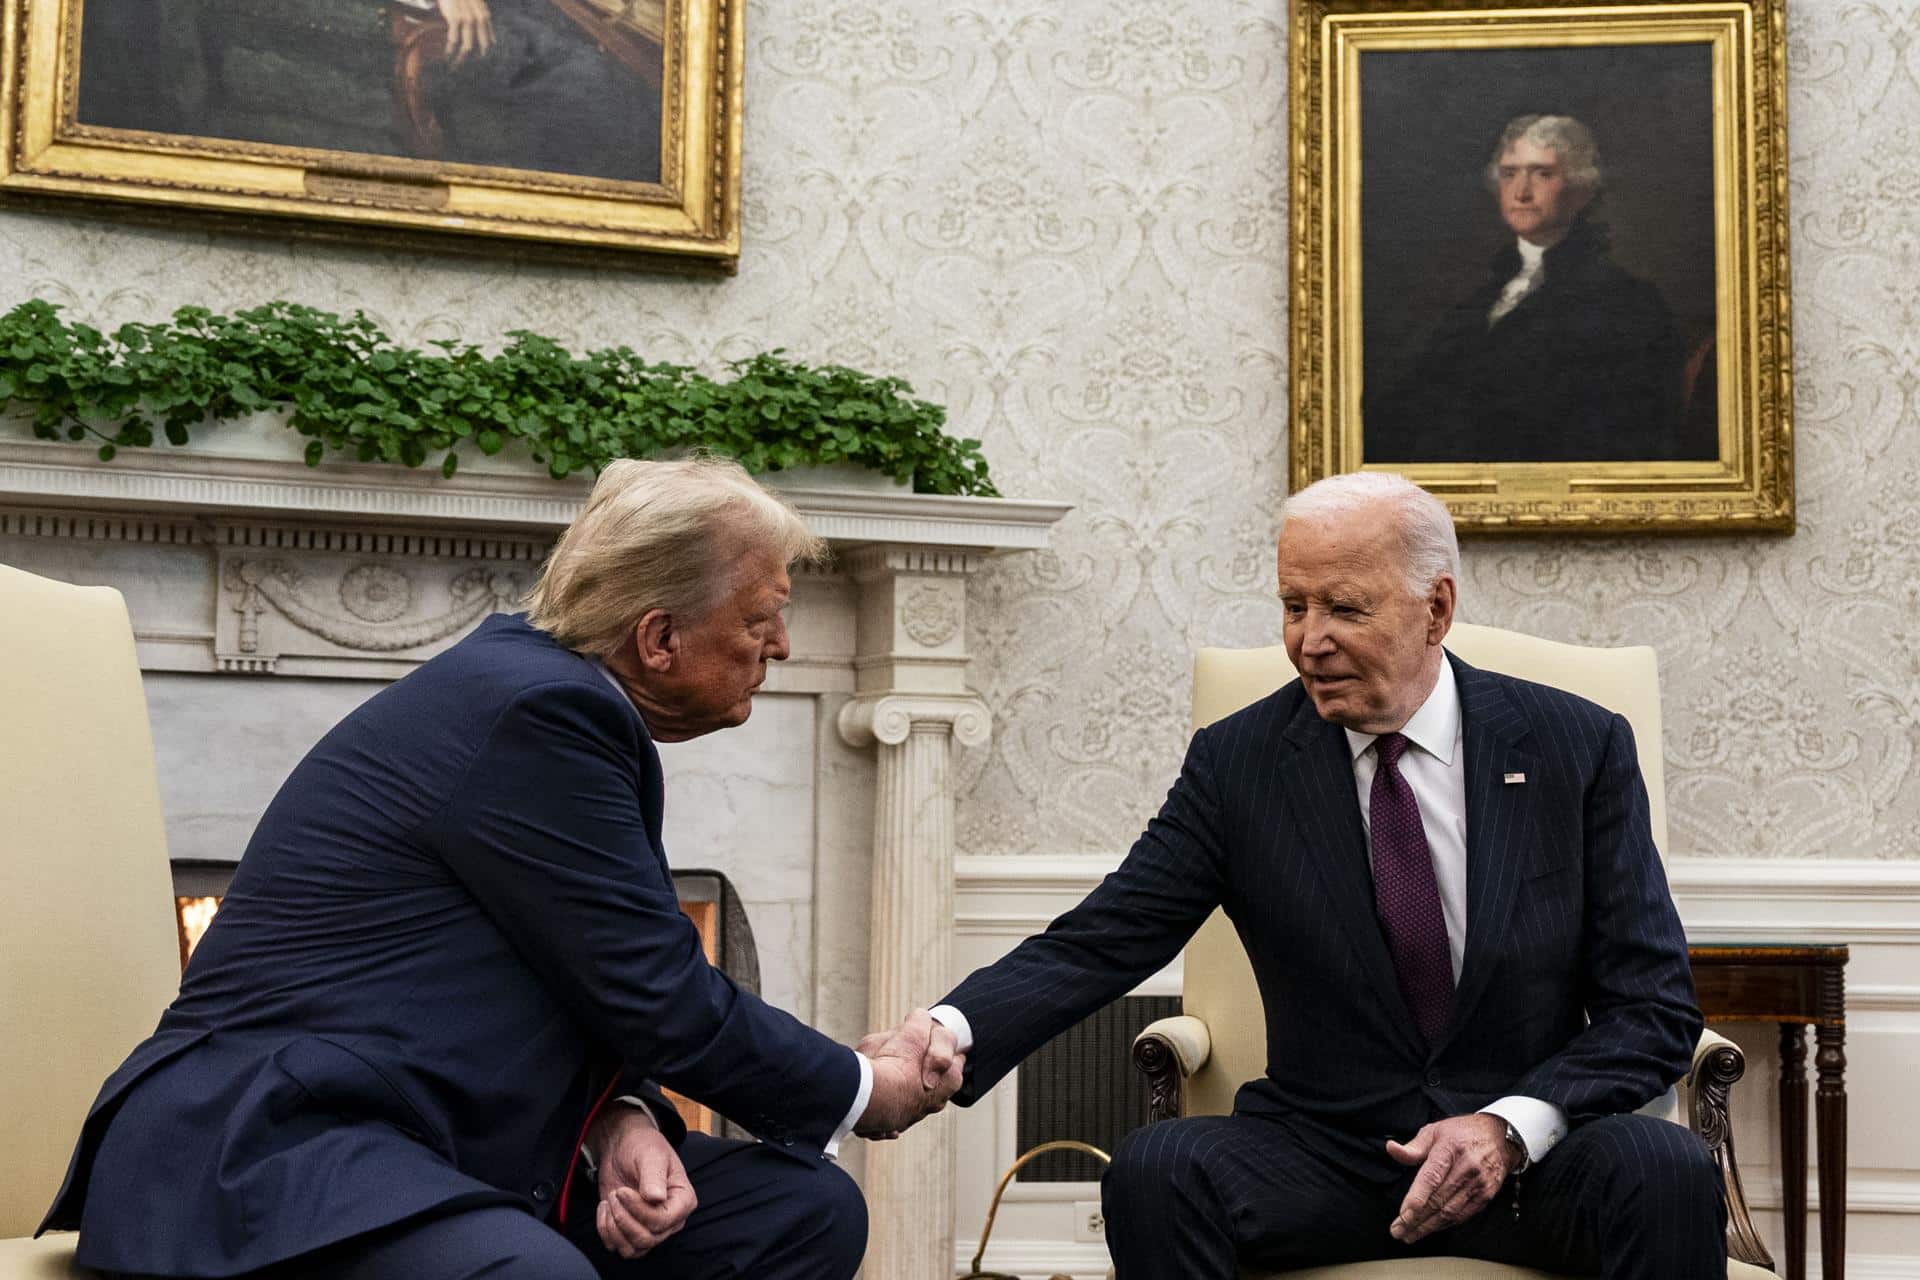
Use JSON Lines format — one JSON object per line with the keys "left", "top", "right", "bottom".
{"left": 170, "top": 859, "right": 232, "bottom": 970}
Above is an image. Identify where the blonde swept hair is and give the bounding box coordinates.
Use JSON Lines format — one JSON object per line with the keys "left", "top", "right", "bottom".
{"left": 525, "top": 455, "right": 825, "bottom": 660}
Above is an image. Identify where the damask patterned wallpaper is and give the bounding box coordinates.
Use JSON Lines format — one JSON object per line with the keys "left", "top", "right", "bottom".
{"left": 2, "top": 0, "right": 1914, "bottom": 861}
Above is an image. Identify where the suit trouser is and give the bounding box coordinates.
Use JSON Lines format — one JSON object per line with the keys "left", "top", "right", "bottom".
{"left": 119, "top": 1134, "right": 867, "bottom": 1280}
{"left": 1102, "top": 1111, "right": 1725, "bottom": 1280}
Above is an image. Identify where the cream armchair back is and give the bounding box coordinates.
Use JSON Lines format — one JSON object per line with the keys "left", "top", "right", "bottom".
{"left": 1130, "top": 623, "right": 1776, "bottom": 1278}
{"left": 0, "top": 566, "right": 180, "bottom": 1276}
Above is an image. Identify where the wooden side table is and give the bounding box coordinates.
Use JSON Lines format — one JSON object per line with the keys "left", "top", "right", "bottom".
{"left": 1688, "top": 943, "right": 1848, "bottom": 1280}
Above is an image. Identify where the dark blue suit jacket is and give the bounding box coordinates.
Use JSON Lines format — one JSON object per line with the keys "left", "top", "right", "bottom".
{"left": 42, "top": 613, "right": 859, "bottom": 1276}
{"left": 943, "top": 655, "right": 1700, "bottom": 1162}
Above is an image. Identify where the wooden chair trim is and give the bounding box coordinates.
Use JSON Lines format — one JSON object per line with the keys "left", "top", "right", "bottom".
{"left": 1692, "top": 1038, "right": 1774, "bottom": 1269}
{"left": 1132, "top": 1031, "right": 1184, "bottom": 1125}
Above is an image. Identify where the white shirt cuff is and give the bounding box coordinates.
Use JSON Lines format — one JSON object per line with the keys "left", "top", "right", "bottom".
{"left": 825, "top": 1048, "right": 873, "bottom": 1160}
{"left": 1479, "top": 1095, "right": 1568, "bottom": 1166}
{"left": 929, "top": 1004, "right": 974, "bottom": 1054}
{"left": 578, "top": 1094, "right": 661, "bottom": 1180}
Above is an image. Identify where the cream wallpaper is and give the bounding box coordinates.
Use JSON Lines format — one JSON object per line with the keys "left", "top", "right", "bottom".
{"left": 2, "top": 0, "right": 1916, "bottom": 861}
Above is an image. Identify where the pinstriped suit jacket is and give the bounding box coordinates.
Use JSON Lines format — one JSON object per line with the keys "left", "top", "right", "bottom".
{"left": 942, "top": 653, "right": 1701, "bottom": 1155}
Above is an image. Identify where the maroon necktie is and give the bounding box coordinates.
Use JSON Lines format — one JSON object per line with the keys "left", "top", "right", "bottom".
{"left": 1368, "top": 732, "right": 1454, "bottom": 1046}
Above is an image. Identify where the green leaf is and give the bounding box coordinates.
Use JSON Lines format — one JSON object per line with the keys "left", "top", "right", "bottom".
{"left": 0, "top": 300, "right": 996, "bottom": 495}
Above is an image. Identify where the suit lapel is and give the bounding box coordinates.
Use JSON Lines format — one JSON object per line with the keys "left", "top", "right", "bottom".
{"left": 1441, "top": 655, "right": 1540, "bottom": 1051}
{"left": 1278, "top": 698, "right": 1426, "bottom": 1061}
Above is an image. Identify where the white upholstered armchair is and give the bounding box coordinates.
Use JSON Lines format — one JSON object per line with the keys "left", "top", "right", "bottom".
{"left": 1129, "top": 623, "right": 1776, "bottom": 1279}
{"left": 0, "top": 566, "right": 181, "bottom": 1278}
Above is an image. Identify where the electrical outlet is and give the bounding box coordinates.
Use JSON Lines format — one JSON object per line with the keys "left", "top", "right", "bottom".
{"left": 1073, "top": 1200, "right": 1105, "bottom": 1242}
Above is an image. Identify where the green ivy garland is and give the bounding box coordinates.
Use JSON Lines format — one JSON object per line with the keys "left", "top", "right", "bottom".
{"left": 0, "top": 299, "right": 996, "bottom": 497}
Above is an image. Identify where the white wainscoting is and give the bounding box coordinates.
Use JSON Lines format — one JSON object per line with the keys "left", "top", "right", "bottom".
{"left": 949, "top": 855, "right": 1920, "bottom": 1280}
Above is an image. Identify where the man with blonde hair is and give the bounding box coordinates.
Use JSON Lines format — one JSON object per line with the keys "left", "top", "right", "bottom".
{"left": 41, "top": 456, "right": 961, "bottom": 1280}
{"left": 909, "top": 472, "right": 1718, "bottom": 1277}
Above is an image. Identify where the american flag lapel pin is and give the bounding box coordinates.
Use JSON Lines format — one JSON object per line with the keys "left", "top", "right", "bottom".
{"left": 1504, "top": 772, "right": 1527, "bottom": 784}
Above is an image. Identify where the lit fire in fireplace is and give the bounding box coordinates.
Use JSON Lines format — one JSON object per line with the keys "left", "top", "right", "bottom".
{"left": 175, "top": 895, "right": 221, "bottom": 970}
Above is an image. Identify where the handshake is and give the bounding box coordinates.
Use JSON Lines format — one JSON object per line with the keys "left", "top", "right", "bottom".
{"left": 853, "top": 1008, "right": 966, "bottom": 1140}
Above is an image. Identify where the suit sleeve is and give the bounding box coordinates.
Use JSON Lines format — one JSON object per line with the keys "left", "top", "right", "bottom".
{"left": 418, "top": 680, "right": 860, "bottom": 1153}
{"left": 1511, "top": 713, "right": 1701, "bottom": 1120}
{"left": 939, "top": 725, "right": 1234, "bottom": 1102}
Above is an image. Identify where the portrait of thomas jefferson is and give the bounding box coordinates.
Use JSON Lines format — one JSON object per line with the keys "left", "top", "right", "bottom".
{"left": 1364, "top": 113, "right": 1715, "bottom": 465}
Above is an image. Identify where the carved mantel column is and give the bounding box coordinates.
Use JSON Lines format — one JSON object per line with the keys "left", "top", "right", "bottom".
{"left": 836, "top": 547, "right": 991, "bottom": 1280}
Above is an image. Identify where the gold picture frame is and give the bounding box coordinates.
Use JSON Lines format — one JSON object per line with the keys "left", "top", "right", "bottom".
{"left": 1, "top": 0, "right": 741, "bottom": 267}
{"left": 1290, "top": 0, "right": 1792, "bottom": 532}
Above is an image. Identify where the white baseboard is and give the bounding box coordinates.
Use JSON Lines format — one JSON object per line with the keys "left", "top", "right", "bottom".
{"left": 1831, "top": 1258, "right": 1920, "bottom": 1280}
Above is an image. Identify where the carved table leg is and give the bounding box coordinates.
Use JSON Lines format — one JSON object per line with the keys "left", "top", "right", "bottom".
{"left": 1816, "top": 972, "right": 1847, "bottom": 1280}
{"left": 1780, "top": 1024, "right": 1807, "bottom": 1280}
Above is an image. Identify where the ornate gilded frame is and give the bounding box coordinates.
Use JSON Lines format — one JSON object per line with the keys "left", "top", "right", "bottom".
{"left": 1290, "top": 0, "right": 1792, "bottom": 533}
{"left": 0, "top": 0, "right": 742, "bottom": 266}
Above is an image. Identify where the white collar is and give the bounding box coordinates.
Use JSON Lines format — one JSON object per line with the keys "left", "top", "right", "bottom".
{"left": 1514, "top": 237, "right": 1548, "bottom": 271}
{"left": 1344, "top": 657, "right": 1460, "bottom": 767}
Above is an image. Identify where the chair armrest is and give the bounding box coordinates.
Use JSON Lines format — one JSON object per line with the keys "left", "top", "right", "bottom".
{"left": 1683, "top": 1027, "right": 1773, "bottom": 1271}
{"left": 1685, "top": 1027, "right": 1744, "bottom": 1149}
{"left": 1131, "top": 1015, "right": 1211, "bottom": 1123}
{"left": 1686, "top": 1027, "right": 1741, "bottom": 1088}
{"left": 1134, "top": 1015, "right": 1212, "bottom": 1076}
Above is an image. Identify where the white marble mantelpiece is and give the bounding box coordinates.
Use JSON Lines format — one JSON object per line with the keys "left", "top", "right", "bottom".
{"left": 0, "top": 437, "right": 1068, "bottom": 685}
{"left": 0, "top": 430, "right": 1068, "bottom": 1270}
{"left": 0, "top": 438, "right": 1069, "bottom": 547}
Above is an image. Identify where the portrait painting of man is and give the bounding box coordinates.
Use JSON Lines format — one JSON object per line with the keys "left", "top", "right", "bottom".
{"left": 72, "top": 0, "right": 664, "bottom": 186}
{"left": 1357, "top": 44, "right": 1719, "bottom": 466}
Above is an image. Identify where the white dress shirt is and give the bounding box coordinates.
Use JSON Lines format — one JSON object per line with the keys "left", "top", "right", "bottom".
{"left": 939, "top": 657, "right": 1565, "bottom": 1167}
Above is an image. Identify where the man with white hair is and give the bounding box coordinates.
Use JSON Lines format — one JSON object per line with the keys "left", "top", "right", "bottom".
{"left": 40, "top": 456, "right": 962, "bottom": 1279}
{"left": 1366, "top": 113, "right": 1698, "bottom": 464}
{"left": 919, "top": 472, "right": 1718, "bottom": 1277}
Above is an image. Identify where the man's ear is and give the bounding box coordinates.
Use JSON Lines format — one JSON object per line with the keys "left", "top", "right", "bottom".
{"left": 635, "top": 609, "right": 677, "bottom": 673}
{"left": 1426, "top": 575, "right": 1458, "bottom": 645}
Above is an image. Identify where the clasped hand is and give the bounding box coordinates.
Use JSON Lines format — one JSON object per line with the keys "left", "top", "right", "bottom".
{"left": 588, "top": 1107, "right": 697, "bottom": 1260}
{"left": 854, "top": 1008, "right": 965, "bottom": 1139}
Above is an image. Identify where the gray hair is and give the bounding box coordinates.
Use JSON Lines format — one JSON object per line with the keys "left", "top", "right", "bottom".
{"left": 1484, "top": 114, "right": 1603, "bottom": 197}
{"left": 525, "top": 455, "right": 825, "bottom": 660}
{"left": 1277, "top": 471, "right": 1461, "bottom": 602}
